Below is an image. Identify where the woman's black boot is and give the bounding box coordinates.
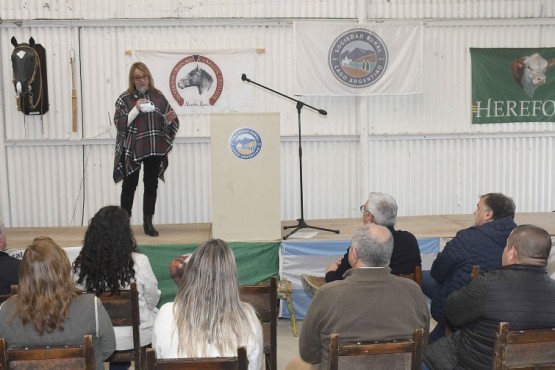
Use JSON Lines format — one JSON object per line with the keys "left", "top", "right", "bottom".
{"left": 143, "top": 216, "right": 159, "bottom": 237}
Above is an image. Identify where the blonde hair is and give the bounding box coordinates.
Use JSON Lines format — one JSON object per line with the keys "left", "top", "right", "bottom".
{"left": 173, "top": 239, "right": 255, "bottom": 356}
{"left": 14, "top": 236, "right": 79, "bottom": 334}
{"left": 127, "top": 62, "right": 160, "bottom": 94}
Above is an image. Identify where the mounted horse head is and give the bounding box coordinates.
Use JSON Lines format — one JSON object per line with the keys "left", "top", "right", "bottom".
{"left": 11, "top": 36, "right": 49, "bottom": 115}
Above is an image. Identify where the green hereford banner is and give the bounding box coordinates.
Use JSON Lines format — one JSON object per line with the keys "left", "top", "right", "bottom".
{"left": 471, "top": 48, "right": 555, "bottom": 124}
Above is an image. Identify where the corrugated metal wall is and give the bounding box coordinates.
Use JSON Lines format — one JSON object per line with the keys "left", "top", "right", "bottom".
{"left": 1, "top": 0, "right": 554, "bottom": 227}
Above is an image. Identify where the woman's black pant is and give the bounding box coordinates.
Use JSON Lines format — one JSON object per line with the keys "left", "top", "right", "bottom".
{"left": 120, "top": 155, "right": 162, "bottom": 217}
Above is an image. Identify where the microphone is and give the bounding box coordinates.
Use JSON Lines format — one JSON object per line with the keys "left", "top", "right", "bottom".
{"left": 241, "top": 74, "right": 251, "bottom": 82}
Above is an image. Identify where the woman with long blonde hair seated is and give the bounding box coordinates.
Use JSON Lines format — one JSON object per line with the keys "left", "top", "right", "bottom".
{"left": 0, "top": 237, "right": 115, "bottom": 370}
{"left": 152, "top": 238, "right": 263, "bottom": 370}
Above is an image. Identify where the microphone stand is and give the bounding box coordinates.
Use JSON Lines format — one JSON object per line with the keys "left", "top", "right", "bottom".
{"left": 242, "top": 74, "right": 340, "bottom": 240}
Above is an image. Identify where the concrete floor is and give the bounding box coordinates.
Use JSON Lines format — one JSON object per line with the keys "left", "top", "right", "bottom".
{"left": 277, "top": 319, "right": 302, "bottom": 370}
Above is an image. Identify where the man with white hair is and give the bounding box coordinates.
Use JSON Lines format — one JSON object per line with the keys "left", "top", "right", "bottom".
{"left": 286, "top": 224, "right": 429, "bottom": 370}
{"left": 0, "top": 226, "right": 20, "bottom": 295}
{"left": 325, "top": 192, "right": 421, "bottom": 282}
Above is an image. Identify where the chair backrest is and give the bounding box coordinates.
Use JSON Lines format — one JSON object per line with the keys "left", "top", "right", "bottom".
{"left": 398, "top": 265, "right": 423, "bottom": 287}
{"left": 0, "top": 285, "right": 18, "bottom": 304}
{"left": 302, "top": 274, "right": 325, "bottom": 297}
{"left": 328, "top": 328, "right": 425, "bottom": 370}
{"left": 239, "top": 276, "right": 277, "bottom": 370}
{"left": 471, "top": 265, "right": 480, "bottom": 280}
{"left": 145, "top": 346, "right": 248, "bottom": 370}
{"left": 492, "top": 321, "right": 555, "bottom": 370}
{"left": 96, "top": 281, "right": 142, "bottom": 369}
{"left": 0, "top": 335, "right": 94, "bottom": 370}
{"left": 445, "top": 267, "right": 482, "bottom": 336}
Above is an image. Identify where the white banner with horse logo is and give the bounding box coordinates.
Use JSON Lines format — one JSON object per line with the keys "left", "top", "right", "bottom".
{"left": 294, "top": 22, "right": 423, "bottom": 96}
{"left": 132, "top": 49, "right": 256, "bottom": 114}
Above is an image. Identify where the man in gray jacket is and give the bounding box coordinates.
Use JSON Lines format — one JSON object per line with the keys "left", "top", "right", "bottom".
{"left": 424, "top": 224, "right": 555, "bottom": 370}
{"left": 286, "top": 224, "right": 430, "bottom": 370}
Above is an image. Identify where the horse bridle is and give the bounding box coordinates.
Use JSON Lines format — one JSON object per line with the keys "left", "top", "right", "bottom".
{"left": 12, "top": 45, "right": 43, "bottom": 110}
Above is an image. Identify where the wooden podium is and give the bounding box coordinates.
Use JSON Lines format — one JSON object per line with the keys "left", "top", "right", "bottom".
{"left": 210, "top": 113, "right": 281, "bottom": 241}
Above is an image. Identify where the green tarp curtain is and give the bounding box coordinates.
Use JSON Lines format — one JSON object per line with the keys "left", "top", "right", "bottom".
{"left": 137, "top": 242, "right": 280, "bottom": 307}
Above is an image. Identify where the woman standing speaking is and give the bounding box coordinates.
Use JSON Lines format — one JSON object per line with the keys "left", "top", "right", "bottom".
{"left": 113, "top": 62, "right": 179, "bottom": 236}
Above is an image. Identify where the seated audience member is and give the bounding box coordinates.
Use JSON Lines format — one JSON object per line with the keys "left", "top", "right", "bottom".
{"left": 0, "top": 226, "right": 20, "bottom": 295}
{"left": 0, "top": 236, "right": 115, "bottom": 370}
{"left": 73, "top": 205, "right": 160, "bottom": 369}
{"left": 153, "top": 239, "right": 263, "bottom": 370}
{"left": 168, "top": 253, "right": 191, "bottom": 285}
{"left": 424, "top": 224, "right": 555, "bottom": 370}
{"left": 325, "top": 192, "right": 421, "bottom": 282}
{"left": 422, "top": 192, "right": 517, "bottom": 342}
{"left": 286, "top": 224, "right": 430, "bottom": 370}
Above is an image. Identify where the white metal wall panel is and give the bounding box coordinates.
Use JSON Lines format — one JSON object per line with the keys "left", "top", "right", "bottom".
{"left": 156, "top": 141, "right": 212, "bottom": 224}
{"left": 2, "top": 2, "right": 555, "bottom": 227}
{"left": 367, "top": 135, "right": 555, "bottom": 216}
{"left": 78, "top": 25, "right": 359, "bottom": 139}
{"left": 281, "top": 139, "right": 360, "bottom": 220}
{"left": 368, "top": 0, "right": 545, "bottom": 19}
{"left": 6, "top": 144, "right": 84, "bottom": 227}
{"left": 81, "top": 142, "right": 119, "bottom": 224}
{"left": 77, "top": 141, "right": 212, "bottom": 227}
{"left": 366, "top": 24, "right": 555, "bottom": 135}
{"left": 0, "top": 0, "right": 357, "bottom": 20}
{"left": 2, "top": 1, "right": 555, "bottom": 20}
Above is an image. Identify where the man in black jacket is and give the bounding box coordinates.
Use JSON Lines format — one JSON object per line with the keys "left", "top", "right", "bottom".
{"left": 0, "top": 228, "right": 20, "bottom": 295}
{"left": 325, "top": 192, "right": 421, "bottom": 282}
{"left": 424, "top": 224, "right": 555, "bottom": 370}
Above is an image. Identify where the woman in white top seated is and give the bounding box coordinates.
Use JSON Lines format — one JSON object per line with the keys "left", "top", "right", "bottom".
{"left": 153, "top": 238, "right": 263, "bottom": 370}
{"left": 73, "top": 205, "right": 160, "bottom": 369}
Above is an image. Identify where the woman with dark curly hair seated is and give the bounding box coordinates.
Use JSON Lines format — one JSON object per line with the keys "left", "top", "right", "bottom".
{"left": 0, "top": 236, "right": 116, "bottom": 370}
{"left": 73, "top": 205, "right": 160, "bottom": 369}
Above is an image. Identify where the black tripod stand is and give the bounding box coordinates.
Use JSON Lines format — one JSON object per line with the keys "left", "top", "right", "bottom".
{"left": 241, "top": 74, "right": 340, "bottom": 240}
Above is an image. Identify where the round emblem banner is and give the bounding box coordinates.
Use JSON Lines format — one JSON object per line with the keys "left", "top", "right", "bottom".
{"left": 328, "top": 29, "right": 389, "bottom": 88}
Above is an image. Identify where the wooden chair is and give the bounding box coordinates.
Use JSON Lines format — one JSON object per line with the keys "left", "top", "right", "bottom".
{"left": 239, "top": 277, "right": 277, "bottom": 370}
{"left": 96, "top": 282, "right": 144, "bottom": 370}
{"left": 276, "top": 279, "right": 298, "bottom": 336}
{"left": 398, "top": 265, "right": 423, "bottom": 287}
{"left": 492, "top": 321, "right": 555, "bottom": 370}
{"left": 302, "top": 274, "right": 325, "bottom": 297}
{"left": 145, "top": 346, "right": 248, "bottom": 370}
{"left": 0, "top": 334, "right": 94, "bottom": 370}
{"left": 471, "top": 265, "right": 480, "bottom": 280}
{"left": 0, "top": 285, "right": 18, "bottom": 304}
{"left": 328, "top": 328, "right": 425, "bottom": 370}
{"left": 446, "top": 265, "right": 482, "bottom": 336}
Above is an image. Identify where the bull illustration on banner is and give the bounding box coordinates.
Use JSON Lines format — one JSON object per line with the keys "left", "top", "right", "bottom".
{"left": 512, "top": 53, "right": 555, "bottom": 98}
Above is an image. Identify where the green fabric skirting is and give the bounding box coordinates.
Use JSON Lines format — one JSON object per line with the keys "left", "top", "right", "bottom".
{"left": 137, "top": 242, "right": 280, "bottom": 307}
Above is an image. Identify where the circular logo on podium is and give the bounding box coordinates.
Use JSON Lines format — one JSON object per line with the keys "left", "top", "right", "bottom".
{"left": 230, "top": 128, "right": 262, "bottom": 160}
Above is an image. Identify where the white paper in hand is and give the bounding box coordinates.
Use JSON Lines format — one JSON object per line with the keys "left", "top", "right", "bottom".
{"left": 140, "top": 101, "right": 155, "bottom": 113}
